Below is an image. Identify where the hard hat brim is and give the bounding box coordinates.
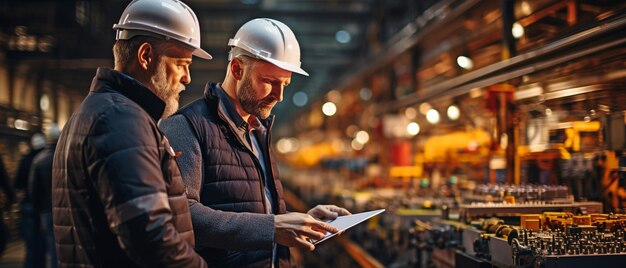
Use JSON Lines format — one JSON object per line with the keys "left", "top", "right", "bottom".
{"left": 264, "top": 57, "right": 309, "bottom": 76}
{"left": 114, "top": 27, "right": 213, "bottom": 60}
{"left": 193, "top": 48, "right": 213, "bottom": 60}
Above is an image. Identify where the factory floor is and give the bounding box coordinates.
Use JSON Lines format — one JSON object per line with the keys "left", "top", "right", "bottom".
{"left": 0, "top": 240, "right": 25, "bottom": 268}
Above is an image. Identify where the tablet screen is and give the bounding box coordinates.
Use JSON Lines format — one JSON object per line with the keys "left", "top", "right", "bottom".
{"left": 312, "top": 208, "right": 386, "bottom": 245}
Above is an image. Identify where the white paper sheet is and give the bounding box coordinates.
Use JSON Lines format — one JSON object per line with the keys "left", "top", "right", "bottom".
{"left": 312, "top": 208, "right": 385, "bottom": 245}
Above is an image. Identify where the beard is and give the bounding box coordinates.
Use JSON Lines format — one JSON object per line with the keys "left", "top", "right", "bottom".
{"left": 237, "top": 75, "right": 277, "bottom": 119}
{"left": 150, "top": 60, "right": 184, "bottom": 119}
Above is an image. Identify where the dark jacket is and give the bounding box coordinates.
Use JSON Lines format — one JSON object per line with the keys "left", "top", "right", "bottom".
{"left": 14, "top": 148, "right": 43, "bottom": 203}
{"left": 0, "top": 154, "right": 14, "bottom": 254}
{"left": 0, "top": 155, "right": 15, "bottom": 205}
{"left": 52, "top": 68, "right": 206, "bottom": 268}
{"left": 29, "top": 142, "right": 56, "bottom": 214}
{"left": 161, "top": 82, "right": 289, "bottom": 267}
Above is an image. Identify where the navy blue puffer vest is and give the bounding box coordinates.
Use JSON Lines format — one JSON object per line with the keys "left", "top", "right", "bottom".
{"left": 177, "top": 82, "right": 290, "bottom": 267}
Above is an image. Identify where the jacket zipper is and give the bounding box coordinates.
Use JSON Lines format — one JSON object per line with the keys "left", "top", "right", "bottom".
{"left": 262, "top": 118, "right": 278, "bottom": 213}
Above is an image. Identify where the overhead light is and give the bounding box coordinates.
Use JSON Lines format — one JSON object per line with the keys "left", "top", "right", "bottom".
{"left": 346, "top": 125, "right": 359, "bottom": 137}
{"left": 419, "top": 103, "right": 432, "bottom": 115}
{"left": 456, "top": 56, "right": 474, "bottom": 70}
{"left": 355, "top": 130, "right": 370, "bottom": 144}
{"left": 292, "top": 91, "right": 308, "bottom": 107}
{"left": 322, "top": 102, "right": 337, "bottom": 116}
{"left": 520, "top": 1, "right": 532, "bottom": 16}
{"left": 512, "top": 22, "right": 525, "bottom": 39}
{"left": 407, "top": 122, "right": 420, "bottom": 136}
{"left": 470, "top": 88, "right": 483, "bottom": 98}
{"left": 405, "top": 107, "right": 417, "bottom": 119}
{"left": 351, "top": 139, "right": 364, "bottom": 150}
{"left": 40, "top": 94, "right": 50, "bottom": 111}
{"left": 289, "top": 138, "right": 300, "bottom": 151}
{"left": 545, "top": 108, "right": 552, "bottom": 116}
{"left": 426, "top": 109, "right": 440, "bottom": 124}
{"left": 14, "top": 119, "right": 30, "bottom": 130}
{"left": 335, "top": 30, "right": 351, "bottom": 44}
{"left": 327, "top": 90, "right": 342, "bottom": 103}
{"left": 359, "top": 87, "right": 372, "bottom": 101}
{"left": 500, "top": 133, "right": 508, "bottom": 150}
{"left": 276, "top": 138, "right": 293, "bottom": 154}
{"left": 447, "top": 105, "right": 460, "bottom": 120}
{"left": 276, "top": 137, "right": 300, "bottom": 153}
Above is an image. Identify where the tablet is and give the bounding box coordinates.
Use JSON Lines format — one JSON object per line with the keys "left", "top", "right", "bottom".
{"left": 312, "top": 208, "right": 386, "bottom": 245}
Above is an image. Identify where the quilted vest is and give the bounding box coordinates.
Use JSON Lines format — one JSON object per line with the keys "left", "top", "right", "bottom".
{"left": 177, "top": 82, "right": 290, "bottom": 267}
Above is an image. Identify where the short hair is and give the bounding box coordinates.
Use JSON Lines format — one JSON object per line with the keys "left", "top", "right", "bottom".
{"left": 229, "top": 47, "right": 260, "bottom": 65}
{"left": 112, "top": 36, "right": 165, "bottom": 67}
{"left": 235, "top": 54, "right": 258, "bottom": 66}
{"left": 227, "top": 54, "right": 259, "bottom": 78}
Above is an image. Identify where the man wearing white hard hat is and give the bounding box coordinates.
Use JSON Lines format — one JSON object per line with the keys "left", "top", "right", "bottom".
{"left": 161, "top": 18, "right": 351, "bottom": 267}
{"left": 28, "top": 124, "right": 62, "bottom": 268}
{"left": 51, "top": 0, "right": 209, "bottom": 267}
{"left": 13, "top": 132, "right": 46, "bottom": 267}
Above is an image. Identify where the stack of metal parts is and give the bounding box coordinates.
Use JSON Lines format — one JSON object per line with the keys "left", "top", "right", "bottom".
{"left": 456, "top": 184, "right": 603, "bottom": 222}
{"left": 469, "top": 184, "right": 571, "bottom": 203}
{"left": 461, "top": 213, "right": 626, "bottom": 267}
{"left": 510, "top": 228, "right": 626, "bottom": 267}
{"left": 410, "top": 192, "right": 626, "bottom": 268}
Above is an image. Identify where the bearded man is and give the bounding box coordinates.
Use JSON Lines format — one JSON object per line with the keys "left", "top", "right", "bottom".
{"left": 51, "top": 0, "right": 211, "bottom": 266}
{"left": 160, "top": 18, "right": 350, "bottom": 267}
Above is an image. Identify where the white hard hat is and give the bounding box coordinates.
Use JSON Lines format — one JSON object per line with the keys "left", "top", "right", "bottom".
{"left": 31, "top": 133, "right": 46, "bottom": 150}
{"left": 228, "top": 18, "right": 308, "bottom": 76}
{"left": 113, "top": 0, "right": 212, "bottom": 60}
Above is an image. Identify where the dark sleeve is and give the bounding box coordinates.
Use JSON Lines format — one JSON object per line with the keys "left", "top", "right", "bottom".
{"left": 28, "top": 153, "right": 43, "bottom": 212}
{"left": 160, "top": 115, "right": 275, "bottom": 250}
{"left": 13, "top": 154, "right": 29, "bottom": 190}
{"left": 0, "top": 155, "right": 15, "bottom": 204}
{"left": 85, "top": 106, "right": 205, "bottom": 268}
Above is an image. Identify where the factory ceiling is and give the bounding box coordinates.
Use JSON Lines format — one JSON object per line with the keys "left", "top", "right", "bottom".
{"left": 0, "top": 0, "right": 440, "bottom": 134}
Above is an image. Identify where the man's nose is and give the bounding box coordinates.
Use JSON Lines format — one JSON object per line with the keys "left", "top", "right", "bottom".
{"left": 181, "top": 66, "right": 191, "bottom": 84}
{"left": 273, "top": 85, "right": 284, "bottom": 102}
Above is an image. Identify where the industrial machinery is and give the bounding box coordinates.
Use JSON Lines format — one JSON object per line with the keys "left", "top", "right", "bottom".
{"left": 412, "top": 210, "right": 626, "bottom": 268}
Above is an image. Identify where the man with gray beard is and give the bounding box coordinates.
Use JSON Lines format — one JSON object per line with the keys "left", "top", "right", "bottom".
{"left": 51, "top": 0, "right": 211, "bottom": 267}
{"left": 160, "top": 18, "right": 350, "bottom": 267}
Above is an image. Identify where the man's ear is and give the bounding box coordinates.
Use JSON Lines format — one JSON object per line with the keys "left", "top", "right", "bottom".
{"left": 137, "top": 42, "right": 153, "bottom": 70}
{"left": 230, "top": 58, "right": 244, "bottom": 80}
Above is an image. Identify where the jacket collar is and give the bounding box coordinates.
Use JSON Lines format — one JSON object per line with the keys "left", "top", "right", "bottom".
{"left": 90, "top": 67, "right": 165, "bottom": 122}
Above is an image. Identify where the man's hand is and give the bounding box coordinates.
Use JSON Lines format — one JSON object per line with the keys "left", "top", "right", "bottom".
{"left": 274, "top": 212, "right": 338, "bottom": 251}
{"left": 307, "top": 205, "right": 351, "bottom": 221}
